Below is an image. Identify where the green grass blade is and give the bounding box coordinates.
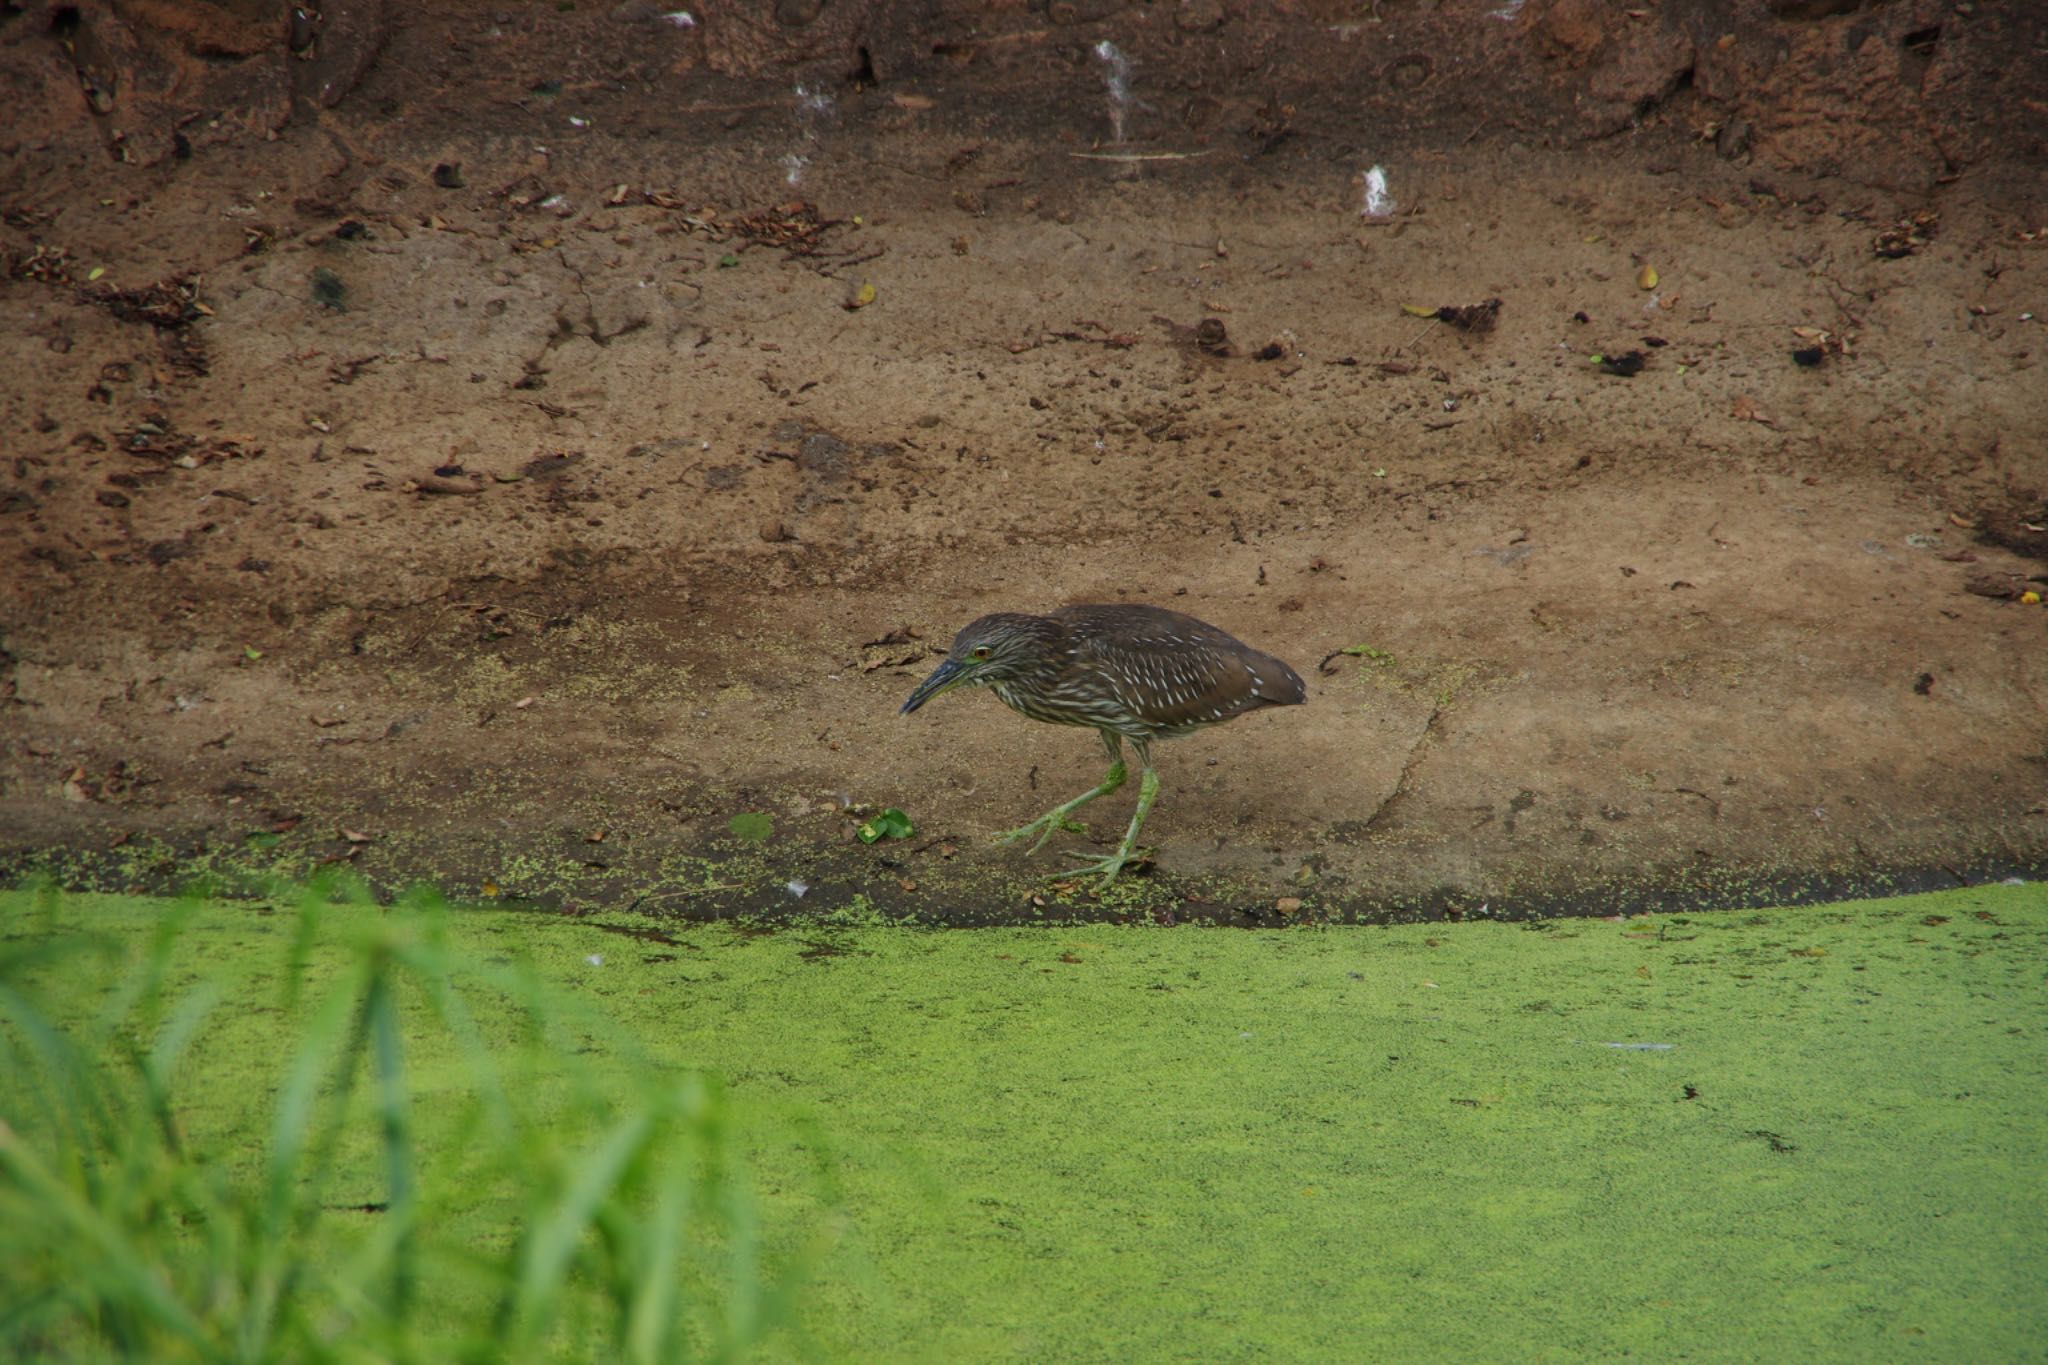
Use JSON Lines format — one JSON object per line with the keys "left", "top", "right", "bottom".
{"left": 0, "top": 1119, "right": 213, "bottom": 1353}
{"left": 365, "top": 971, "right": 419, "bottom": 1322}
{"left": 623, "top": 1157, "right": 692, "bottom": 1365}
{"left": 507, "top": 1108, "right": 660, "bottom": 1347}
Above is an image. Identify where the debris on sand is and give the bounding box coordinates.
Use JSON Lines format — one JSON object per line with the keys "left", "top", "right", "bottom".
{"left": 1360, "top": 164, "right": 1397, "bottom": 219}
{"left": 1430, "top": 299, "right": 1502, "bottom": 333}
{"left": 311, "top": 267, "right": 347, "bottom": 311}
{"left": 1094, "top": 41, "right": 1134, "bottom": 143}
{"left": 1873, "top": 208, "right": 1938, "bottom": 259}
{"left": 1593, "top": 350, "right": 1646, "bottom": 377}
{"left": 1963, "top": 572, "right": 2046, "bottom": 602}
{"left": 1731, "top": 395, "right": 1776, "bottom": 426}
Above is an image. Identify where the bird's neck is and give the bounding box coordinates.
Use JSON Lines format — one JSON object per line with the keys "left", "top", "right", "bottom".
{"left": 989, "top": 617, "right": 1072, "bottom": 716}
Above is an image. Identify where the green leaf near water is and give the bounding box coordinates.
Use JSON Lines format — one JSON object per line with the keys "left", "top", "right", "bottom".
{"left": 857, "top": 808, "right": 914, "bottom": 844}
{"left": 729, "top": 812, "right": 773, "bottom": 843}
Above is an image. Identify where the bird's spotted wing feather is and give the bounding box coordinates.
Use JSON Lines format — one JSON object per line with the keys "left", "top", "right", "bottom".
{"left": 1051, "top": 605, "right": 1304, "bottom": 735}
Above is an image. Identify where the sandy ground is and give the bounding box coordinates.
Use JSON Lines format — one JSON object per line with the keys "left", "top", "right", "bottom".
{"left": 2, "top": 0, "right": 2044, "bottom": 919}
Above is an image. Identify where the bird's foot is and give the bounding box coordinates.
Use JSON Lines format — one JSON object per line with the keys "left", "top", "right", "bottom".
{"left": 996, "top": 813, "right": 1087, "bottom": 853}
{"left": 1057, "top": 845, "right": 1150, "bottom": 890}
{"left": 991, "top": 818, "right": 1089, "bottom": 847}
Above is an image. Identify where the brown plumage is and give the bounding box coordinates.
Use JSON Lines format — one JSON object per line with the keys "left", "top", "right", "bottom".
{"left": 900, "top": 604, "right": 1306, "bottom": 885}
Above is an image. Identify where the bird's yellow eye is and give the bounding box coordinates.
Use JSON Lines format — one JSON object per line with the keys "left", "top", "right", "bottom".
{"left": 971, "top": 646, "right": 991, "bottom": 660}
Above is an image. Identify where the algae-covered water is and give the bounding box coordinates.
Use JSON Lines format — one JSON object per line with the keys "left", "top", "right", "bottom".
{"left": 5, "top": 883, "right": 2045, "bottom": 1360}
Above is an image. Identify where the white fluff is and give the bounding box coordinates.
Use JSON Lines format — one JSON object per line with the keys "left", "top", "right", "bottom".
{"left": 1361, "top": 165, "right": 1396, "bottom": 218}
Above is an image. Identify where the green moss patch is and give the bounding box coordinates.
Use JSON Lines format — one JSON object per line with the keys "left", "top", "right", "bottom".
{"left": 5, "top": 883, "right": 2043, "bottom": 1359}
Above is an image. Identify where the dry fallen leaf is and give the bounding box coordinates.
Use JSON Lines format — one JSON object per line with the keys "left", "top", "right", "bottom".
{"left": 1731, "top": 395, "right": 1776, "bottom": 426}
{"left": 890, "top": 92, "right": 935, "bottom": 111}
{"left": 340, "top": 828, "right": 373, "bottom": 843}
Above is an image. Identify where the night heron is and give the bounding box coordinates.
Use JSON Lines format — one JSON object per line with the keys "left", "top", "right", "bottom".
{"left": 899, "top": 604, "right": 1307, "bottom": 886}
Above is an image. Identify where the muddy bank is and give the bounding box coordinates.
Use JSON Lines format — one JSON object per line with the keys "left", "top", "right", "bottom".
{"left": 3, "top": 1, "right": 2045, "bottom": 918}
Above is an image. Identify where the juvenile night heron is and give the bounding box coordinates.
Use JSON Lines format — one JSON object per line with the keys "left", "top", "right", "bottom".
{"left": 900, "top": 604, "right": 1307, "bottom": 886}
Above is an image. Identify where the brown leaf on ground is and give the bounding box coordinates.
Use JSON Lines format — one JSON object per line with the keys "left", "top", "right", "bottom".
{"left": 1731, "top": 395, "right": 1776, "bottom": 426}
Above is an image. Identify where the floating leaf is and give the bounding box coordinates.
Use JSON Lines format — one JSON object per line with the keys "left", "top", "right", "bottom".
{"left": 729, "top": 812, "right": 773, "bottom": 843}
{"left": 243, "top": 645, "right": 264, "bottom": 661}
{"left": 857, "top": 807, "right": 914, "bottom": 843}
{"left": 717, "top": 253, "right": 740, "bottom": 268}
{"left": 1399, "top": 303, "right": 1438, "bottom": 317}
{"left": 87, "top": 265, "right": 106, "bottom": 281}
{"left": 1636, "top": 263, "right": 1659, "bottom": 290}
{"left": 845, "top": 281, "right": 877, "bottom": 310}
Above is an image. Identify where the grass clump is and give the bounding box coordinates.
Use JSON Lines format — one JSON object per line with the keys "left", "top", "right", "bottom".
{"left": 0, "top": 878, "right": 819, "bottom": 1363}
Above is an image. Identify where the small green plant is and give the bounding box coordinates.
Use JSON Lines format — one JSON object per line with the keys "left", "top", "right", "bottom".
{"left": 1337, "top": 643, "right": 1396, "bottom": 668}
{"left": 0, "top": 878, "right": 820, "bottom": 1363}
{"left": 856, "top": 809, "right": 914, "bottom": 844}
{"left": 728, "top": 812, "right": 774, "bottom": 844}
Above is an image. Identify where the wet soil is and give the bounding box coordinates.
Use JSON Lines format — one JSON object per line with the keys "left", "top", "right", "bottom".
{"left": 2, "top": 0, "right": 2045, "bottom": 921}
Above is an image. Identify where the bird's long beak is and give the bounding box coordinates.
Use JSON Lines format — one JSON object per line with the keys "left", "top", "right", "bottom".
{"left": 900, "top": 657, "right": 973, "bottom": 715}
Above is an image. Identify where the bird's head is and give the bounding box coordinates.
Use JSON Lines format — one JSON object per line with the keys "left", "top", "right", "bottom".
{"left": 899, "top": 613, "right": 1054, "bottom": 715}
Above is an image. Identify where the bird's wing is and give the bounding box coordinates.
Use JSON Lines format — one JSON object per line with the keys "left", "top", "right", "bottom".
{"left": 1055, "top": 606, "right": 1301, "bottom": 730}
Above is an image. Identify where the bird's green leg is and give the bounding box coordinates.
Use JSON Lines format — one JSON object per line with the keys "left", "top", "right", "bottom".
{"left": 998, "top": 761, "right": 1126, "bottom": 852}
{"left": 1060, "top": 764, "right": 1160, "bottom": 888}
